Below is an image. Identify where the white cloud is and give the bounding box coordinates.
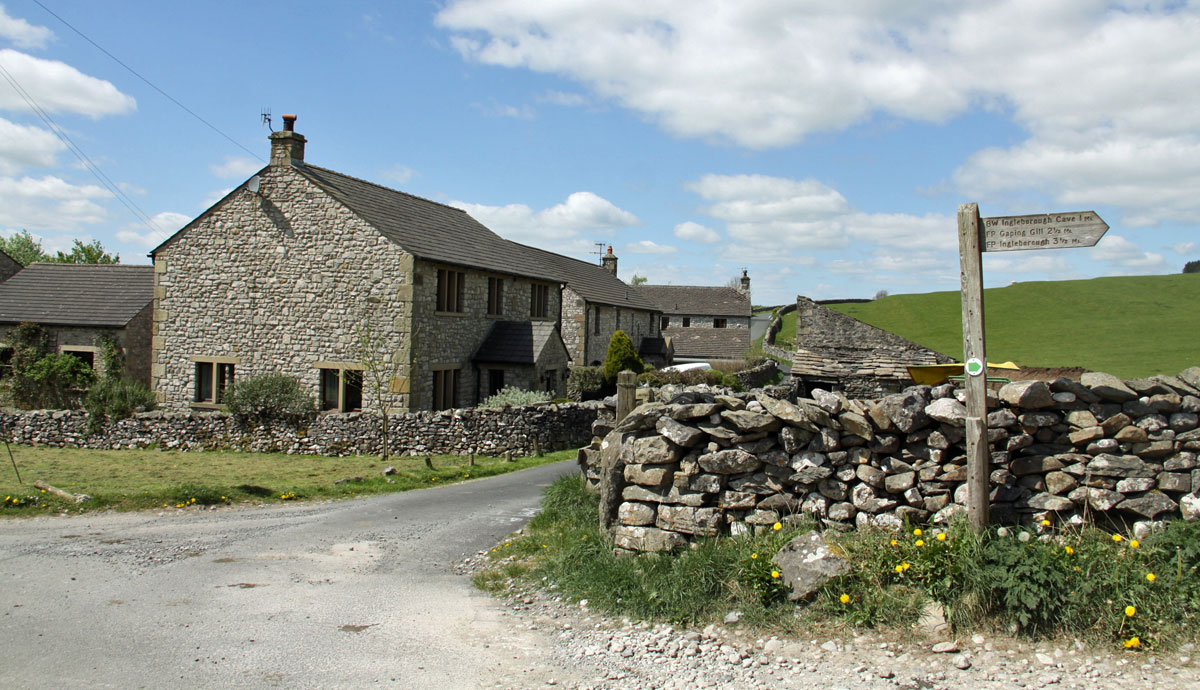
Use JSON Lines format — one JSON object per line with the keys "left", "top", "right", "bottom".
{"left": 539, "top": 90, "right": 587, "bottom": 107}
{"left": 115, "top": 211, "right": 190, "bottom": 249}
{"left": 473, "top": 101, "right": 535, "bottom": 119}
{"left": 1171, "top": 241, "right": 1196, "bottom": 256}
{"left": 0, "top": 116, "right": 62, "bottom": 174}
{"left": 0, "top": 49, "right": 135, "bottom": 117}
{"left": 209, "top": 156, "right": 262, "bottom": 179}
{"left": 201, "top": 187, "right": 235, "bottom": 209}
{"left": 380, "top": 164, "right": 416, "bottom": 186}
{"left": 672, "top": 220, "right": 720, "bottom": 244}
{"left": 451, "top": 190, "right": 639, "bottom": 254}
{"left": 1090, "top": 234, "right": 1168, "bottom": 271}
{"left": 0, "top": 174, "right": 110, "bottom": 230}
{"left": 0, "top": 6, "right": 53, "bottom": 50}
{"left": 982, "top": 253, "right": 1076, "bottom": 276}
{"left": 624, "top": 240, "right": 675, "bottom": 254}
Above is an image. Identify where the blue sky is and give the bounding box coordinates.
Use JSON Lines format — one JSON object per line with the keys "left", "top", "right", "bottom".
{"left": 1, "top": 1, "right": 1196, "bottom": 306}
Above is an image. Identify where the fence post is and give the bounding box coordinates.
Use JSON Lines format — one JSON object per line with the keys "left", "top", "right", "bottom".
{"left": 616, "top": 370, "right": 636, "bottom": 424}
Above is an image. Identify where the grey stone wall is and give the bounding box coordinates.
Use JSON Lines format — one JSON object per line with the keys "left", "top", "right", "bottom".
{"left": 1, "top": 401, "right": 601, "bottom": 457}
{"left": 152, "top": 164, "right": 415, "bottom": 413}
{"left": 580, "top": 368, "right": 1200, "bottom": 552}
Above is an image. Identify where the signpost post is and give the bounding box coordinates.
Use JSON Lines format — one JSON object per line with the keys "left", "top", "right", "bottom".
{"left": 957, "top": 205, "right": 1108, "bottom": 532}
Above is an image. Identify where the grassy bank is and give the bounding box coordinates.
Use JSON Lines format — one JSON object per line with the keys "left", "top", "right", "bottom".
{"left": 825, "top": 274, "right": 1199, "bottom": 378}
{"left": 478, "top": 476, "right": 1200, "bottom": 650}
{"left": 0, "top": 446, "right": 573, "bottom": 516}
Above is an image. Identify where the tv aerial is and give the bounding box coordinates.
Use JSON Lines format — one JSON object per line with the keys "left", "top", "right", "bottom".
{"left": 261, "top": 107, "right": 273, "bottom": 132}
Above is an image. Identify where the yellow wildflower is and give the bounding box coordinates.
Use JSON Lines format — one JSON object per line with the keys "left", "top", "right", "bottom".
{"left": 890, "top": 539, "right": 898, "bottom": 546}
{"left": 936, "top": 533, "right": 947, "bottom": 542}
{"left": 1112, "top": 534, "right": 1123, "bottom": 543}
{"left": 772, "top": 522, "right": 782, "bottom": 531}
{"left": 839, "top": 594, "right": 850, "bottom": 604}
{"left": 915, "top": 539, "right": 925, "bottom": 547}
{"left": 1065, "top": 546, "right": 1074, "bottom": 555}
{"left": 1146, "top": 573, "right": 1156, "bottom": 582}
{"left": 1125, "top": 605, "right": 1136, "bottom": 617}
{"left": 1129, "top": 540, "right": 1140, "bottom": 548}
{"left": 1041, "top": 519, "right": 1051, "bottom": 526}
{"left": 1124, "top": 636, "right": 1140, "bottom": 649}
{"left": 751, "top": 553, "right": 758, "bottom": 560}
{"left": 913, "top": 528, "right": 923, "bottom": 536}
{"left": 895, "top": 564, "right": 904, "bottom": 573}
{"left": 771, "top": 570, "right": 780, "bottom": 579}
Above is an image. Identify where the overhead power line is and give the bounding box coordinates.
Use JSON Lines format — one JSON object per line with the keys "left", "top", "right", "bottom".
{"left": 31, "top": 0, "right": 263, "bottom": 162}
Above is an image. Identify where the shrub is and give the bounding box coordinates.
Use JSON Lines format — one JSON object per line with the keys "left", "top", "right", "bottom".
{"left": 84, "top": 377, "right": 157, "bottom": 432}
{"left": 566, "top": 366, "right": 607, "bottom": 401}
{"left": 638, "top": 367, "right": 741, "bottom": 390}
{"left": 479, "top": 386, "right": 553, "bottom": 409}
{"left": 11, "top": 352, "right": 94, "bottom": 409}
{"left": 222, "top": 373, "right": 316, "bottom": 425}
{"left": 603, "top": 329, "right": 643, "bottom": 385}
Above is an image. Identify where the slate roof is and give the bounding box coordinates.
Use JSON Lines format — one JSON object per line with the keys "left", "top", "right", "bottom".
{"left": 0, "top": 263, "right": 154, "bottom": 328}
{"left": 634, "top": 285, "right": 750, "bottom": 317}
{"left": 295, "top": 164, "right": 558, "bottom": 282}
{"left": 473, "top": 321, "right": 561, "bottom": 364}
{"left": 663, "top": 327, "right": 750, "bottom": 361}
{"left": 514, "top": 243, "right": 659, "bottom": 312}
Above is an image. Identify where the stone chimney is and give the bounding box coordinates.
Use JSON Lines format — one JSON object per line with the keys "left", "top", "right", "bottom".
{"left": 601, "top": 245, "right": 618, "bottom": 275}
{"left": 269, "top": 113, "right": 306, "bottom": 166}
{"left": 739, "top": 269, "right": 751, "bottom": 295}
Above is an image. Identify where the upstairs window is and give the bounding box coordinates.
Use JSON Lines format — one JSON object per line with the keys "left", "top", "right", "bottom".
{"left": 530, "top": 283, "right": 550, "bottom": 318}
{"left": 660, "top": 316, "right": 669, "bottom": 330}
{"left": 437, "top": 268, "right": 465, "bottom": 312}
{"left": 487, "top": 277, "right": 504, "bottom": 316}
{"left": 682, "top": 317, "right": 691, "bottom": 328}
{"left": 714, "top": 318, "right": 727, "bottom": 328}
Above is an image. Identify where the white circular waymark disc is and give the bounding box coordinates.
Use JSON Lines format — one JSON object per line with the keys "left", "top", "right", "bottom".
{"left": 965, "top": 358, "right": 985, "bottom": 376}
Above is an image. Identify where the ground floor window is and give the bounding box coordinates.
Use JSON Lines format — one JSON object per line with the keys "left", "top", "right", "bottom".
{"left": 682, "top": 317, "right": 691, "bottom": 327}
{"left": 433, "top": 368, "right": 460, "bottom": 410}
{"left": 193, "top": 358, "right": 236, "bottom": 405}
{"left": 541, "top": 368, "right": 558, "bottom": 393}
{"left": 61, "top": 348, "right": 96, "bottom": 369}
{"left": 713, "top": 318, "right": 727, "bottom": 328}
{"left": 318, "top": 365, "right": 363, "bottom": 412}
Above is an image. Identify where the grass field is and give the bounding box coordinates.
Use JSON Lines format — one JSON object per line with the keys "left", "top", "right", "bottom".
{"left": 783, "top": 274, "right": 1197, "bottom": 379}
{"left": 0, "top": 446, "right": 573, "bottom": 516}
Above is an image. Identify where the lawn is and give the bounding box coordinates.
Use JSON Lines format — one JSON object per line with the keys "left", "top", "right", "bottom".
{"left": 0, "top": 445, "right": 574, "bottom": 516}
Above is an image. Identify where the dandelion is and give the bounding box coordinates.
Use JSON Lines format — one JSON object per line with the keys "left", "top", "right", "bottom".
{"left": 751, "top": 553, "right": 759, "bottom": 560}
{"left": 895, "top": 565, "right": 904, "bottom": 573}
{"left": 902, "top": 562, "right": 911, "bottom": 571}
{"left": 839, "top": 594, "right": 850, "bottom": 604}
{"left": 1065, "top": 546, "right": 1074, "bottom": 555}
{"left": 915, "top": 539, "right": 925, "bottom": 547}
{"left": 771, "top": 570, "right": 780, "bottom": 579}
{"left": 936, "top": 533, "right": 947, "bottom": 542}
{"left": 1112, "top": 534, "right": 1123, "bottom": 543}
{"left": 1125, "top": 605, "right": 1136, "bottom": 618}
{"left": 1129, "top": 540, "right": 1140, "bottom": 548}
{"left": 913, "top": 528, "right": 923, "bottom": 536}
{"left": 1146, "top": 573, "right": 1156, "bottom": 582}
{"left": 1041, "top": 519, "right": 1051, "bottom": 526}
{"left": 772, "top": 522, "right": 782, "bottom": 531}
{"left": 890, "top": 539, "right": 898, "bottom": 546}
{"left": 1124, "top": 636, "right": 1141, "bottom": 649}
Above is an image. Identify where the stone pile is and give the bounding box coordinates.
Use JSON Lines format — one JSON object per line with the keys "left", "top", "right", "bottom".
{"left": 578, "top": 368, "right": 1200, "bottom": 552}
{"left": 0, "top": 401, "right": 601, "bottom": 457}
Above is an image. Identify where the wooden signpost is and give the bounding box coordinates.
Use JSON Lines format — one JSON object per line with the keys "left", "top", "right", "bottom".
{"left": 957, "top": 204, "right": 1108, "bottom": 532}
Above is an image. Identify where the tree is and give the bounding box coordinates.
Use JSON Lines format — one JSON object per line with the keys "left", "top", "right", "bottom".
{"left": 355, "top": 297, "right": 413, "bottom": 462}
{"left": 1184, "top": 260, "right": 1200, "bottom": 274}
{"left": 0, "top": 230, "right": 49, "bottom": 266}
{"left": 53, "top": 239, "right": 118, "bottom": 264}
{"left": 874, "top": 289, "right": 889, "bottom": 300}
{"left": 630, "top": 274, "right": 648, "bottom": 285}
{"left": 603, "top": 329, "right": 643, "bottom": 384}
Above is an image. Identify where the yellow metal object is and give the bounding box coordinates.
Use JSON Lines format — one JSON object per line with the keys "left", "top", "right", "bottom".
{"left": 907, "top": 361, "right": 1020, "bottom": 385}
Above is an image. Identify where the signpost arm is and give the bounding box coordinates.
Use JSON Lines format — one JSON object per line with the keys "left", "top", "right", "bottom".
{"left": 958, "top": 203, "right": 990, "bottom": 532}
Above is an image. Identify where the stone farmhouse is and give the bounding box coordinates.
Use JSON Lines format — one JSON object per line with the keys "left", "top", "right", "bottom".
{"left": 634, "top": 273, "right": 752, "bottom": 362}
{"left": 0, "top": 263, "right": 155, "bottom": 384}
{"left": 790, "top": 296, "right": 954, "bottom": 397}
{"left": 150, "top": 115, "right": 658, "bottom": 413}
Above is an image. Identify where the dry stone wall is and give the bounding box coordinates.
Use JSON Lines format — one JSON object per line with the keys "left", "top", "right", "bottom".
{"left": 579, "top": 368, "right": 1200, "bottom": 552}
{"left": 0, "top": 402, "right": 600, "bottom": 457}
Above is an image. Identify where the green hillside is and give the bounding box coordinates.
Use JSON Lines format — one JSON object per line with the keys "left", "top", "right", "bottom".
{"left": 823, "top": 274, "right": 1199, "bottom": 379}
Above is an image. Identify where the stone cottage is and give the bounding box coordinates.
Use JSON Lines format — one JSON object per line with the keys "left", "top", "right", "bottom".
{"left": 523, "top": 244, "right": 666, "bottom": 367}
{"left": 150, "top": 114, "right": 572, "bottom": 413}
{"left": 0, "top": 263, "right": 154, "bottom": 385}
{"left": 790, "top": 296, "right": 954, "bottom": 397}
{"left": 0, "top": 248, "right": 22, "bottom": 283}
{"left": 634, "top": 273, "right": 752, "bottom": 362}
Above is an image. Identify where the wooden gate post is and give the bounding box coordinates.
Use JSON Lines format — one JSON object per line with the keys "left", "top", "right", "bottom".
{"left": 958, "top": 203, "right": 990, "bottom": 532}
{"left": 616, "top": 370, "right": 637, "bottom": 424}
